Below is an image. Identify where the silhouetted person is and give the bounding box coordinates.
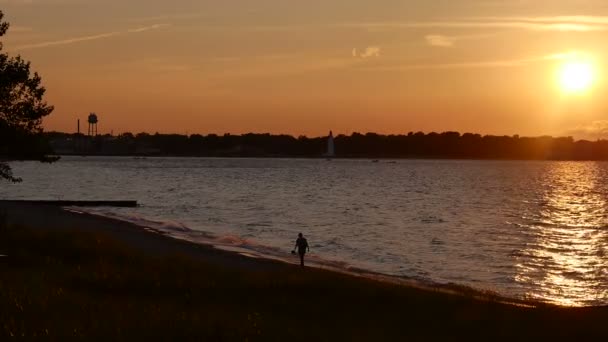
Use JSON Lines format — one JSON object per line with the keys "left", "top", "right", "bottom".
{"left": 294, "top": 233, "right": 309, "bottom": 267}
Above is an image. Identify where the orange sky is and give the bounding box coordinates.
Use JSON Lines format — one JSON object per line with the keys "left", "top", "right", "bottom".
{"left": 2, "top": 1, "right": 608, "bottom": 138}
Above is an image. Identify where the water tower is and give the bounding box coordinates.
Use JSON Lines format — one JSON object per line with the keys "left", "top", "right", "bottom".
{"left": 87, "top": 113, "right": 98, "bottom": 136}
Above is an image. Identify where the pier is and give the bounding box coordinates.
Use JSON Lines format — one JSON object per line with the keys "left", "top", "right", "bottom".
{"left": 0, "top": 200, "right": 138, "bottom": 208}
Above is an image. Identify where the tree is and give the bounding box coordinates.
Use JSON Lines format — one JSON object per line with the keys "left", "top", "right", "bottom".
{"left": 0, "top": 11, "right": 54, "bottom": 182}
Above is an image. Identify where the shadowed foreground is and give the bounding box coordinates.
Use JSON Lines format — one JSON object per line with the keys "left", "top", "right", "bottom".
{"left": 1, "top": 206, "right": 608, "bottom": 340}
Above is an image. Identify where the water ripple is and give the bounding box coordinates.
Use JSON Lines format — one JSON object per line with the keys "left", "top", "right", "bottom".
{"left": 4, "top": 158, "right": 608, "bottom": 306}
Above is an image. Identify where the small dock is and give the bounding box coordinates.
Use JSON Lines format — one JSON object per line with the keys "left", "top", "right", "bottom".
{"left": 0, "top": 200, "right": 138, "bottom": 208}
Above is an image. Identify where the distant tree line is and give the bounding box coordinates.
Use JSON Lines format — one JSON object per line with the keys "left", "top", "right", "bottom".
{"left": 44, "top": 131, "right": 608, "bottom": 160}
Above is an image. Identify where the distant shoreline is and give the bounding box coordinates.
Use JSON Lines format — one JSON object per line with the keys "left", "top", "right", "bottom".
{"left": 45, "top": 131, "right": 608, "bottom": 161}
{"left": 28, "top": 154, "right": 608, "bottom": 162}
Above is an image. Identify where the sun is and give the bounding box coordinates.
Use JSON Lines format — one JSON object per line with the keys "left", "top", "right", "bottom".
{"left": 558, "top": 60, "right": 595, "bottom": 93}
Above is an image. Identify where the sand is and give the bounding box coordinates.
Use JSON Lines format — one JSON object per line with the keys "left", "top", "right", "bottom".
{"left": 0, "top": 201, "right": 288, "bottom": 272}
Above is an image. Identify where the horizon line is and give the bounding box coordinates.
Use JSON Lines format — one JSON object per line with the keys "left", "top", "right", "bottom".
{"left": 44, "top": 130, "right": 599, "bottom": 141}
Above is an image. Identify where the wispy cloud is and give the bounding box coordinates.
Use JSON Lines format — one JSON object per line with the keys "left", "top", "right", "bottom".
{"left": 13, "top": 32, "right": 120, "bottom": 51}
{"left": 352, "top": 46, "right": 381, "bottom": 58}
{"left": 127, "top": 23, "right": 170, "bottom": 33}
{"left": 425, "top": 35, "right": 455, "bottom": 47}
{"left": 12, "top": 23, "right": 169, "bottom": 51}
{"left": 0, "top": 0, "right": 34, "bottom": 4}
{"left": 565, "top": 120, "right": 608, "bottom": 140}
{"left": 478, "top": 16, "right": 608, "bottom": 25}
{"left": 114, "top": 16, "right": 608, "bottom": 35}
{"left": 368, "top": 59, "right": 527, "bottom": 71}
{"left": 425, "top": 33, "right": 497, "bottom": 48}
{"left": 363, "top": 52, "right": 575, "bottom": 71}
{"left": 129, "top": 13, "right": 204, "bottom": 23}
{"left": 162, "top": 19, "right": 607, "bottom": 34}
{"left": 340, "top": 19, "right": 608, "bottom": 32}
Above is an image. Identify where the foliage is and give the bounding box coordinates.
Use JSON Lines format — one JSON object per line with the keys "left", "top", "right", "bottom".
{"left": 47, "top": 130, "right": 608, "bottom": 160}
{"left": 0, "top": 10, "right": 54, "bottom": 182}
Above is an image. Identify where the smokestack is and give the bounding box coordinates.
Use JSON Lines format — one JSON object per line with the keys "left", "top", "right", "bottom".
{"left": 77, "top": 119, "right": 80, "bottom": 134}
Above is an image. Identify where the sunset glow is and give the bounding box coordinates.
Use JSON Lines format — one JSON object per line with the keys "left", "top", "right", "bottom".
{"left": 559, "top": 60, "right": 595, "bottom": 93}
{"left": 6, "top": 2, "right": 608, "bottom": 326}
{"left": 1, "top": 1, "right": 608, "bottom": 139}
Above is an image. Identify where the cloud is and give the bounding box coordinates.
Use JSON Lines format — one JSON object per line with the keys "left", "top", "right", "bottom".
{"left": 368, "top": 59, "right": 526, "bottom": 71}
{"left": 362, "top": 52, "right": 574, "bottom": 71}
{"left": 127, "top": 23, "right": 170, "bottom": 33}
{"left": 13, "top": 32, "right": 120, "bottom": 51}
{"left": 340, "top": 19, "right": 608, "bottom": 32}
{"left": 112, "top": 15, "right": 608, "bottom": 35}
{"left": 0, "top": 0, "right": 87, "bottom": 4}
{"left": 110, "top": 15, "right": 608, "bottom": 35}
{"left": 0, "top": 0, "right": 34, "bottom": 4}
{"left": 425, "top": 33, "right": 496, "bottom": 48}
{"left": 478, "top": 16, "right": 608, "bottom": 25}
{"left": 352, "top": 46, "right": 380, "bottom": 59}
{"left": 425, "top": 35, "right": 454, "bottom": 47}
{"left": 565, "top": 121, "right": 608, "bottom": 140}
{"left": 129, "top": 13, "right": 204, "bottom": 23}
{"left": 12, "top": 23, "right": 169, "bottom": 51}
{"left": 544, "top": 51, "right": 593, "bottom": 61}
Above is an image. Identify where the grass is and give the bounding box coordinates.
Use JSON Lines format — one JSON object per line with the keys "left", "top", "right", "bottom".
{"left": 1, "top": 223, "right": 608, "bottom": 340}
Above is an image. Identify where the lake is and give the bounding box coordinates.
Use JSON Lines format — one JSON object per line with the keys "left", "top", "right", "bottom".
{"left": 3, "top": 156, "right": 608, "bottom": 306}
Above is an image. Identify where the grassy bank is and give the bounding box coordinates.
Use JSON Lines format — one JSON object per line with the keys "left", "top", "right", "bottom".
{"left": 1, "top": 221, "right": 608, "bottom": 340}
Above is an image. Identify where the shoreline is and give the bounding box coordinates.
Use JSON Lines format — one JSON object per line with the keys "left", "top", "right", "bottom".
{"left": 0, "top": 202, "right": 564, "bottom": 309}
{"left": 3, "top": 202, "right": 608, "bottom": 339}
{"left": 33, "top": 154, "right": 608, "bottom": 162}
{"left": 49, "top": 207, "right": 558, "bottom": 309}
{"left": 0, "top": 202, "right": 290, "bottom": 272}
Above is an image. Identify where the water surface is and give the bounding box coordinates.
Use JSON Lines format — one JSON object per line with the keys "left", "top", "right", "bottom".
{"left": 3, "top": 157, "right": 608, "bottom": 306}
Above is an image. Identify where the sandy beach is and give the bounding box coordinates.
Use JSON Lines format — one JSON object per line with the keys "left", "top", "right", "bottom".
{"left": 1, "top": 201, "right": 289, "bottom": 272}
{"left": 2, "top": 202, "right": 608, "bottom": 340}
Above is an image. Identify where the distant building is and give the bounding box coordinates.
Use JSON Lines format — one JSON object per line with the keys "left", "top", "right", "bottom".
{"left": 325, "top": 130, "right": 335, "bottom": 157}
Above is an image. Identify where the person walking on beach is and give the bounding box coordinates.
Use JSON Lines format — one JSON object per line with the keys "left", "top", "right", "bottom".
{"left": 294, "top": 233, "right": 309, "bottom": 267}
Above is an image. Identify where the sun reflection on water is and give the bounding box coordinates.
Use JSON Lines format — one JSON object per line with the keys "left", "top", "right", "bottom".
{"left": 515, "top": 162, "right": 608, "bottom": 306}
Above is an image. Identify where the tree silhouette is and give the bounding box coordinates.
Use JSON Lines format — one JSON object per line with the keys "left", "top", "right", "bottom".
{"left": 0, "top": 11, "right": 54, "bottom": 182}
{"left": 41, "top": 129, "right": 608, "bottom": 160}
